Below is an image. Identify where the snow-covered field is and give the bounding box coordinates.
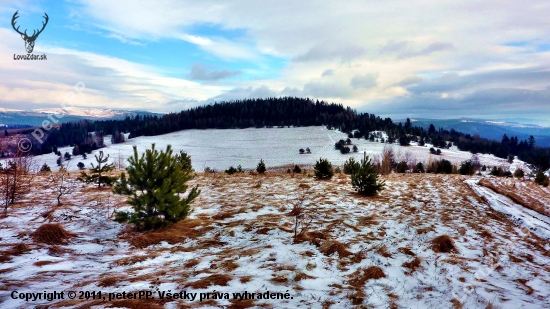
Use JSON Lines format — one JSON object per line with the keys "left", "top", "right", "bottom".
{"left": 1, "top": 172, "right": 549, "bottom": 308}
{"left": 22, "top": 127, "right": 517, "bottom": 172}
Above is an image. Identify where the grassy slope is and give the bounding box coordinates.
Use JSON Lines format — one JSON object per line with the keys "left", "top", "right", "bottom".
{"left": 0, "top": 172, "right": 549, "bottom": 308}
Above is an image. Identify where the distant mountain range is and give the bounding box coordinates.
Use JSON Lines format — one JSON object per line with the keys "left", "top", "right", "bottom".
{"left": 0, "top": 107, "right": 161, "bottom": 127}
{"left": 404, "top": 118, "right": 550, "bottom": 147}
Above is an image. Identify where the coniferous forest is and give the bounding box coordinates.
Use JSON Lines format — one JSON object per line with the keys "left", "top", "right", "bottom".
{"left": 34, "top": 97, "right": 550, "bottom": 171}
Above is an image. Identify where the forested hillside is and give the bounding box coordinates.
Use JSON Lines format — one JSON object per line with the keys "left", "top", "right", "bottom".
{"left": 35, "top": 97, "right": 550, "bottom": 171}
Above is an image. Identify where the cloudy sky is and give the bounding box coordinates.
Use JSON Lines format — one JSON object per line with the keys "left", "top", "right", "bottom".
{"left": 1, "top": 1, "right": 550, "bottom": 124}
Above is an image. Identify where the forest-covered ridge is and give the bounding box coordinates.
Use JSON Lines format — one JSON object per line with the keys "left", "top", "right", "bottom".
{"left": 36, "top": 97, "right": 550, "bottom": 171}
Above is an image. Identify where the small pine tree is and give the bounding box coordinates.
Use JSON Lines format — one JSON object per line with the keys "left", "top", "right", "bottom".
{"left": 40, "top": 163, "right": 51, "bottom": 173}
{"left": 176, "top": 150, "right": 193, "bottom": 172}
{"left": 343, "top": 157, "right": 360, "bottom": 175}
{"left": 414, "top": 162, "right": 425, "bottom": 173}
{"left": 64, "top": 152, "right": 71, "bottom": 160}
{"left": 396, "top": 161, "right": 408, "bottom": 173}
{"left": 459, "top": 160, "right": 473, "bottom": 175}
{"left": 299, "top": 148, "right": 305, "bottom": 154}
{"left": 113, "top": 144, "right": 200, "bottom": 230}
{"left": 353, "top": 145, "right": 358, "bottom": 152}
{"left": 534, "top": 171, "right": 548, "bottom": 186}
{"left": 256, "top": 159, "right": 266, "bottom": 174}
{"left": 306, "top": 147, "right": 311, "bottom": 154}
{"left": 513, "top": 168, "right": 524, "bottom": 179}
{"left": 293, "top": 165, "right": 302, "bottom": 173}
{"left": 82, "top": 153, "right": 87, "bottom": 159}
{"left": 77, "top": 162, "right": 85, "bottom": 170}
{"left": 314, "top": 158, "right": 333, "bottom": 180}
{"left": 351, "top": 153, "right": 385, "bottom": 196}
{"left": 79, "top": 151, "right": 118, "bottom": 188}
{"left": 225, "top": 166, "right": 237, "bottom": 174}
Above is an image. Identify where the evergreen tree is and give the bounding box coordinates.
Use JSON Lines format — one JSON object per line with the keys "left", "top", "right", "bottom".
{"left": 64, "top": 152, "right": 72, "bottom": 160}
{"left": 77, "top": 162, "right": 85, "bottom": 170}
{"left": 40, "top": 163, "right": 51, "bottom": 173}
{"left": 459, "top": 160, "right": 474, "bottom": 175}
{"left": 514, "top": 168, "right": 524, "bottom": 179}
{"left": 306, "top": 147, "right": 311, "bottom": 154}
{"left": 343, "top": 157, "right": 360, "bottom": 175}
{"left": 299, "top": 148, "right": 305, "bottom": 154}
{"left": 396, "top": 161, "right": 408, "bottom": 173}
{"left": 79, "top": 151, "right": 118, "bottom": 188}
{"left": 113, "top": 144, "right": 200, "bottom": 230}
{"left": 314, "top": 158, "right": 333, "bottom": 180}
{"left": 353, "top": 145, "right": 358, "bottom": 152}
{"left": 256, "top": 159, "right": 266, "bottom": 174}
{"left": 293, "top": 164, "right": 302, "bottom": 173}
{"left": 176, "top": 150, "right": 193, "bottom": 172}
{"left": 351, "top": 153, "right": 385, "bottom": 196}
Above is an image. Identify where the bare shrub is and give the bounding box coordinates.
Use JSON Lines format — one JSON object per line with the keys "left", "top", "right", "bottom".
{"left": 380, "top": 145, "right": 395, "bottom": 175}
{"left": 48, "top": 165, "right": 78, "bottom": 205}
{"left": 319, "top": 240, "right": 352, "bottom": 258}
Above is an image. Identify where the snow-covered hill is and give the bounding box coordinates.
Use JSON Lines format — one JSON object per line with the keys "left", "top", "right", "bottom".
{"left": 23, "top": 127, "right": 522, "bottom": 174}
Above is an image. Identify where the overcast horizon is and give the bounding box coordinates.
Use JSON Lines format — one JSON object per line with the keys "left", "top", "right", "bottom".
{"left": 1, "top": 1, "right": 550, "bottom": 125}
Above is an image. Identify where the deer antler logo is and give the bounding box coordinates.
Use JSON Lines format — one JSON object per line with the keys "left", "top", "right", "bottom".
{"left": 11, "top": 10, "right": 49, "bottom": 54}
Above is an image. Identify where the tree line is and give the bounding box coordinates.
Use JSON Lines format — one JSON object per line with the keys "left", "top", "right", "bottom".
{"left": 33, "top": 97, "right": 549, "bottom": 172}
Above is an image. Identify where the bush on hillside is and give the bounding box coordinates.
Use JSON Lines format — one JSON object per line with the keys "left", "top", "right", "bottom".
{"left": 351, "top": 153, "right": 385, "bottom": 196}
{"left": 343, "top": 157, "right": 360, "bottom": 175}
{"left": 113, "top": 144, "right": 200, "bottom": 230}
{"left": 256, "top": 159, "right": 266, "bottom": 174}
{"left": 314, "top": 158, "right": 333, "bottom": 180}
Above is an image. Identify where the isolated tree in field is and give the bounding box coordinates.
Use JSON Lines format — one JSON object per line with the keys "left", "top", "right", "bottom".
{"left": 293, "top": 164, "right": 302, "bottom": 174}
{"left": 113, "top": 144, "right": 201, "bottom": 230}
{"left": 256, "top": 159, "right": 266, "bottom": 174}
{"left": 40, "top": 163, "right": 51, "bottom": 173}
{"left": 514, "top": 168, "right": 524, "bottom": 179}
{"left": 77, "top": 162, "right": 85, "bottom": 170}
{"left": 79, "top": 151, "right": 118, "bottom": 188}
{"left": 299, "top": 148, "right": 305, "bottom": 154}
{"left": 343, "top": 157, "right": 360, "bottom": 175}
{"left": 64, "top": 152, "right": 71, "bottom": 160}
{"left": 48, "top": 165, "right": 78, "bottom": 205}
{"left": 353, "top": 145, "right": 358, "bottom": 152}
{"left": 314, "top": 158, "right": 333, "bottom": 180}
{"left": 306, "top": 147, "right": 311, "bottom": 154}
{"left": 351, "top": 153, "right": 385, "bottom": 196}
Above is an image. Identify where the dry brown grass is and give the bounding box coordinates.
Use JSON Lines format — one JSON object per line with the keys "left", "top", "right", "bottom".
{"left": 32, "top": 223, "right": 75, "bottom": 245}
{"left": 348, "top": 266, "right": 386, "bottom": 289}
{"left": 108, "top": 299, "right": 166, "bottom": 309}
{"left": 183, "top": 258, "right": 200, "bottom": 268}
{"left": 479, "top": 179, "right": 549, "bottom": 216}
{"left": 374, "top": 245, "right": 392, "bottom": 258}
{"left": 33, "top": 260, "right": 55, "bottom": 267}
{"left": 227, "top": 298, "right": 259, "bottom": 309}
{"left": 319, "top": 240, "right": 352, "bottom": 258}
{"left": 515, "top": 278, "right": 534, "bottom": 295}
{"left": 185, "top": 274, "right": 233, "bottom": 289}
{"left": 126, "top": 218, "right": 214, "bottom": 249}
{"left": 451, "top": 298, "right": 463, "bottom": 309}
{"left": 402, "top": 257, "right": 423, "bottom": 274}
{"left": 431, "top": 235, "right": 459, "bottom": 253}
{"left": 239, "top": 276, "right": 253, "bottom": 283}
{"left": 98, "top": 276, "right": 119, "bottom": 287}
{"left": 398, "top": 247, "right": 416, "bottom": 256}
{"left": 294, "top": 271, "right": 316, "bottom": 281}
